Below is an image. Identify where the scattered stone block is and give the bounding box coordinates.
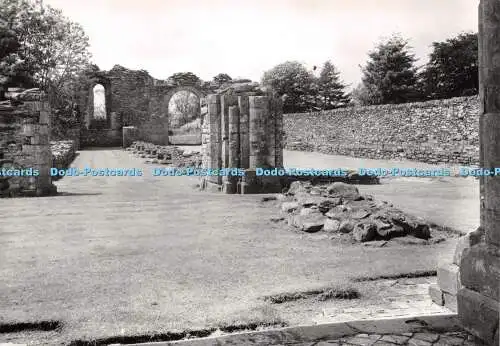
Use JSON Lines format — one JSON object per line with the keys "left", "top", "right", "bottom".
{"left": 323, "top": 219, "right": 340, "bottom": 233}
{"left": 338, "top": 220, "right": 355, "bottom": 234}
{"left": 353, "top": 222, "right": 377, "bottom": 242}
{"left": 281, "top": 201, "right": 299, "bottom": 213}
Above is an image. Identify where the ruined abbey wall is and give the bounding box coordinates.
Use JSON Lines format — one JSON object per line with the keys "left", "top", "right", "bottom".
{"left": 77, "top": 65, "right": 211, "bottom": 148}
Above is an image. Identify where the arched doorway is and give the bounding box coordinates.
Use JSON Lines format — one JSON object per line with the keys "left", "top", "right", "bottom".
{"left": 162, "top": 86, "right": 205, "bottom": 145}
{"left": 92, "top": 84, "right": 107, "bottom": 127}
{"left": 85, "top": 78, "right": 112, "bottom": 130}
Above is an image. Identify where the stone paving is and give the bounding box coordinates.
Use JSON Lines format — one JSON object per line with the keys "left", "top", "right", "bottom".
{"left": 290, "top": 330, "right": 486, "bottom": 345}
{"left": 312, "top": 277, "right": 450, "bottom": 325}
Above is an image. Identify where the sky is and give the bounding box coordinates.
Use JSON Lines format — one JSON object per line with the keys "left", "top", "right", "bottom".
{"left": 44, "top": 0, "right": 478, "bottom": 90}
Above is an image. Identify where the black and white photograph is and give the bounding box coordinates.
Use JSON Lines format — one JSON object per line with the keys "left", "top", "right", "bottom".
{"left": 0, "top": 0, "right": 498, "bottom": 345}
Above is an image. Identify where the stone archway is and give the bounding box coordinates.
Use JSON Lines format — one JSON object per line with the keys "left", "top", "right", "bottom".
{"left": 161, "top": 86, "right": 207, "bottom": 145}
{"left": 85, "top": 77, "right": 112, "bottom": 129}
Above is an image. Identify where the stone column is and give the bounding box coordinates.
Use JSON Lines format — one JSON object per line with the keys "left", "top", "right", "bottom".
{"left": 200, "top": 98, "right": 210, "bottom": 171}
{"left": 238, "top": 96, "right": 250, "bottom": 169}
{"left": 207, "top": 94, "right": 222, "bottom": 185}
{"left": 274, "top": 98, "right": 284, "bottom": 168}
{"left": 456, "top": 1, "right": 500, "bottom": 345}
{"left": 266, "top": 98, "right": 276, "bottom": 167}
{"left": 223, "top": 105, "right": 240, "bottom": 194}
{"left": 220, "top": 95, "right": 238, "bottom": 169}
{"left": 249, "top": 96, "right": 268, "bottom": 168}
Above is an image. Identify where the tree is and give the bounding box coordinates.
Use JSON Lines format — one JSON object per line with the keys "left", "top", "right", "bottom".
{"left": 212, "top": 73, "right": 232, "bottom": 87}
{"left": 167, "top": 72, "right": 202, "bottom": 87}
{"left": 0, "top": 0, "right": 92, "bottom": 91}
{"left": 350, "top": 83, "right": 372, "bottom": 106}
{"left": 317, "top": 60, "right": 349, "bottom": 109}
{"left": 360, "top": 34, "right": 419, "bottom": 105}
{"left": 0, "top": 18, "right": 23, "bottom": 93}
{"left": 261, "top": 61, "right": 319, "bottom": 113}
{"left": 419, "top": 32, "right": 478, "bottom": 100}
{"left": 169, "top": 90, "right": 200, "bottom": 127}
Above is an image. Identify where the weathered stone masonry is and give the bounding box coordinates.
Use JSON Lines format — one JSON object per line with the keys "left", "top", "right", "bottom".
{"left": 200, "top": 93, "right": 284, "bottom": 194}
{"left": 285, "top": 96, "right": 480, "bottom": 165}
{"left": 0, "top": 89, "right": 57, "bottom": 197}
{"left": 76, "top": 65, "right": 210, "bottom": 148}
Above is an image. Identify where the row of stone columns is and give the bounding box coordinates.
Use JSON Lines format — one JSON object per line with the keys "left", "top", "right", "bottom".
{"left": 200, "top": 94, "right": 284, "bottom": 193}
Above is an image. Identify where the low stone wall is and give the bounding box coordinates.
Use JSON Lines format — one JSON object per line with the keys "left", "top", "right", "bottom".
{"left": 80, "top": 128, "right": 122, "bottom": 147}
{"left": 284, "top": 96, "right": 479, "bottom": 165}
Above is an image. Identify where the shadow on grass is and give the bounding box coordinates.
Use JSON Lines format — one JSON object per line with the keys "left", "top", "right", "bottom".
{"left": 55, "top": 192, "right": 103, "bottom": 197}
{"left": 68, "top": 321, "right": 288, "bottom": 346}
{"left": 263, "top": 286, "right": 360, "bottom": 304}
{"left": 0, "top": 320, "right": 62, "bottom": 333}
{"left": 351, "top": 269, "right": 437, "bottom": 282}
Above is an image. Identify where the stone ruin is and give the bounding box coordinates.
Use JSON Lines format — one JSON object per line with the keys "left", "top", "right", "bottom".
{"left": 199, "top": 87, "right": 285, "bottom": 194}
{"left": 0, "top": 88, "right": 57, "bottom": 197}
{"left": 76, "top": 65, "right": 217, "bottom": 149}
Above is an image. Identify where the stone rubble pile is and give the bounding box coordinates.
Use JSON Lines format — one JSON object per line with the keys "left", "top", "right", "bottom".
{"left": 127, "top": 141, "right": 202, "bottom": 167}
{"left": 278, "top": 181, "right": 431, "bottom": 242}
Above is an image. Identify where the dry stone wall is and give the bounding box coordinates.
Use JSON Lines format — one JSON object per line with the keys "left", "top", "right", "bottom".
{"left": 284, "top": 96, "right": 479, "bottom": 165}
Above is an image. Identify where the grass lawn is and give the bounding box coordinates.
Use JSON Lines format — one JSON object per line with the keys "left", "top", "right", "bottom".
{"left": 0, "top": 149, "right": 464, "bottom": 345}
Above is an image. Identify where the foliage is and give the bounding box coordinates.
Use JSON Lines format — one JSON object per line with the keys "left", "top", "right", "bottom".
{"left": 317, "top": 60, "right": 350, "bottom": 109}
{"left": 212, "top": 73, "right": 232, "bottom": 87}
{"left": 261, "top": 61, "right": 319, "bottom": 113}
{"left": 350, "top": 83, "right": 372, "bottom": 106}
{"left": 360, "top": 34, "right": 419, "bottom": 105}
{"left": 0, "top": 17, "right": 27, "bottom": 90}
{"left": 0, "top": 0, "right": 94, "bottom": 137}
{"left": 169, "top": 90, "right": 200, "bottom": 128}
{"left": 167, "top": 72, "right": 202, "bottom": 87}
{"left": 419, "top": 32, "right": 478, "bottom": 100}
{"left": 0, "top": 0, "right": 92, "bottom": 91}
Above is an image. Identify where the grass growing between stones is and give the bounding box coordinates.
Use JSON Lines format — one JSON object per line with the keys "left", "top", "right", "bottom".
{"left": 68, "top": 306, "right": 287, "bottom": 346}
{"left": 263, "top": 286, "right": 360, "bottom": 304}
{"left": 350, "top": 269, "right": 438, "bottom": 282}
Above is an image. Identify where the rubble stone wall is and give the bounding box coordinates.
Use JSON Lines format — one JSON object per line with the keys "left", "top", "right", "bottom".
{"left": 77, "top": 65, "right": 212, "bottom": 148}
{"left": 284, "top": 96, "right": 480, "bottom": 165}
{"left": 0, "top": 89, "right": 57, "bottom": 197}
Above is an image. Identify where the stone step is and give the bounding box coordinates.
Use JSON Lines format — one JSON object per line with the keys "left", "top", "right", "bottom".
{"left": 437, "top": 262, "right": 461, "bottom": 296}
